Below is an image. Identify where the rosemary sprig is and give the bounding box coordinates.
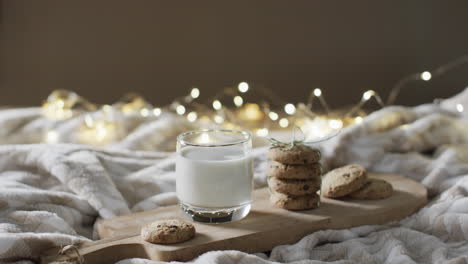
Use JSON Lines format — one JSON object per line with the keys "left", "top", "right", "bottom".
{"left": 267, "top": 126, "right": 307, "bottom": 151}
{"left": 268, "top": 137, "right": 305, "bottom": 151}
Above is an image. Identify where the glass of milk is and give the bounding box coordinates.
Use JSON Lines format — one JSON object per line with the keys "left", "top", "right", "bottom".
{"left": 176, "top": 129, "right": 253, "bottom": 223}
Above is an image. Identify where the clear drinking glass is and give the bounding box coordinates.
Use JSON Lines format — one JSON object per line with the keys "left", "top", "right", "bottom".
{"left": 176, "top": 129, "right": 253, "bottom": 223}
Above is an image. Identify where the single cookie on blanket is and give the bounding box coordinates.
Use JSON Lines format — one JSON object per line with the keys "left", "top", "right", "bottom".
{"left": 268, "top": 176, "right": 321, "bottom": 196}
{"left": 268, "top": 144, "right": 321, "bottom": 165}
{"left": 141, "top": 219, "right": 195, "bottom": 244}
{"left": 321, "top": 164, "right": 367, "bottom": 198}
{"left": 267, "top": 161, "right": 322, "bottom": 180}
{"left": 348, "top": 178, "right": 393, "bottom": 200}
{"left": 270, "top": 192, "right": 320, "bottom": 210}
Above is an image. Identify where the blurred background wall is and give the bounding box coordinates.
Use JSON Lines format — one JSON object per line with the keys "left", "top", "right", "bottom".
{"left": 1, "top": 0, "right": 468, "bottom": 108}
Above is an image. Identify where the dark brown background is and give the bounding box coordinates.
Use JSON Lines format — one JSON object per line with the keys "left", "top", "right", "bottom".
{"left": 1, "top": 0, "right": 468, "bottom": 108}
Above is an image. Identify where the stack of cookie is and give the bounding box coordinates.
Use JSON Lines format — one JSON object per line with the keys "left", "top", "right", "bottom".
{"left": 321, "top": 164, "right": 393, "bottom": 200}
{"left": 267, "top": 144, "right": 322, "bottom": 210}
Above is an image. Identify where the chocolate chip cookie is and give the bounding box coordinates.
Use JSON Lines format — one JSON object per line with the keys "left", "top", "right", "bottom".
{"left": 141, "top": 219, "right": 195, "bottom": 244}
{"left": 268, "top": 144, "right": 321, "bottom": 165}
{"left": 321, "top": 164, "right": 367, "bottom": 198}
{"left": 348, "top": 178, "right": 393, "bottom": 200}
{"left": 270, "top": 192, "right": 320, "bottom": 210}
{"left": 268, "top": 161, "right": 322, "bottom": 180}
{"left": 268, "top": 176, "right": 321, "bottom": 196}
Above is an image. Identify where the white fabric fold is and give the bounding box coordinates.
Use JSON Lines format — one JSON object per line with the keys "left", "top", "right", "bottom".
{"left": 2, "top": 89, "right": 468, "bottom": 263}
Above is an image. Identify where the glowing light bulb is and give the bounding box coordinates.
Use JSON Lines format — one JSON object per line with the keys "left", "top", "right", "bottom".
{"left": 256, "top": 128, "right": 269, "bottom": 137}
{"left": 354, "top": 116, "right": 363, "bottom": 124}
{"left": 153, "top": 108, "right": 162, "bottom": 116}
{"left": 190, "top": 88, "right": 200, "bottom": 99}
{"left": 102, "top": 104, "right": 112, "bottom": 112}
{"left": 187, "top": 111, "right": 197, "bottom": 122}
{"left": 119, "top": 93, "right": 149, "bottom": 114}
{"left": 199, "top": 133, "right": 210, "bottom": 144}
{"left": 45, "top": 130, "right": 59, "bottom": 143}
{"left": 140, "top": 108, "right": 150, "bottom": 117}
{"left": 279, "top": 118, "right": 289, "bottom": 128}
{"left": 238, "top": 103, "right": 264, "bottom": 121}
{"left": 313, "top": 88, "right": 322, "bottom": 97}
{"left": 176, "top": 105, "right": 186, "bottom": 115}
{"left": 56, "top": 100, "right": 65, "bottom": 108}
{"left": 329, "top": 119, "right": 343, "bottom": 129}
{"left": 238, "top": 82, "right": 249, "bottom": 93}
{"left": 214, "top": 115, "right": 224, "bottom": 124}
{"left": 456, "top": 103, "right": 464, "bottom": 113}
{"left": 212, "top": 100, "right": 222, "bottom": 110}
{"left": 95, "top": 122, "right": 108, "bottom": 141}
{"left": 421, "top": 71, "right": 432, "bottom": 81}
{"left": 362, "top": 90, "right": 375, "bottom": 101}
{"left": 84, "top": 115, "right": 94, "bottom": 127}
{"left": 268, "top": 111, "right": 279, "bottom": 121}
{"left": 78, "top": 119, "right": 119, "bottom": 146}
{"left": 41, "top": 90, "right": 82, "bottom": 120}
{"left": 233, "top": 96, "right": 243, "bottom": 107}
{"left": 284, "top": 104, "right": 296, "bottom": 115}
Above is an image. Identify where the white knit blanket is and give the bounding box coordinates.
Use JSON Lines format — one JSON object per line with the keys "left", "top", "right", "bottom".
{"left": 2, "top": 90, "right": 468, "bottom": 263}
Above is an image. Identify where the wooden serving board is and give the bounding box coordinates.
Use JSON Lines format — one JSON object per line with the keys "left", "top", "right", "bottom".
{"left": 42, "top": 173, "right": 427, "bottom": 264}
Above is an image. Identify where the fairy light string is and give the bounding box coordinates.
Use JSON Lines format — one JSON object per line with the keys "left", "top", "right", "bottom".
{"left": 40, "top": 55, "right": 467, "bottom": 145}
{"left": 387, "top": 54, "right": 468, "bottom": 105}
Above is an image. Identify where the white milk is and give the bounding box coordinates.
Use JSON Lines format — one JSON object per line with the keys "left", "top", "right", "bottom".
{"left": 176, "top": 146, "right": 253, "bottom": 208}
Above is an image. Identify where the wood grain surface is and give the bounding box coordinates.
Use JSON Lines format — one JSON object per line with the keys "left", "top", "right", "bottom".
{"left": 41, "top": 173, "right": 427, "bottom": 264}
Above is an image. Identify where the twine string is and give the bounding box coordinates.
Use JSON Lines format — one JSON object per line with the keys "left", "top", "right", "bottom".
{"left": 268, "top": 126, "right": 338, "bottom": 150}
{"left": 59, "top": 244, "right": 84, "bottom": 264}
